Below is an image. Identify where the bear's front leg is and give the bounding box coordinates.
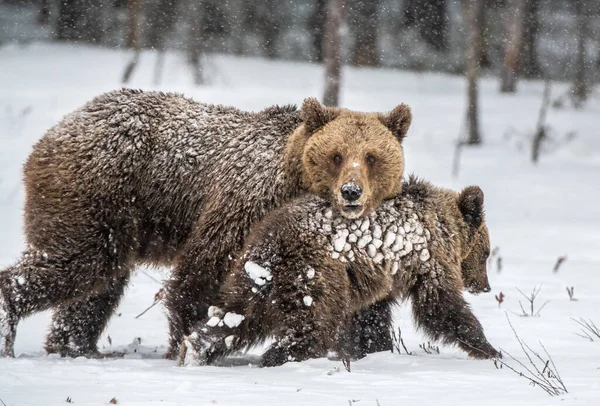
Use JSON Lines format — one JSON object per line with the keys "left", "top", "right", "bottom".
{"left": 342, "top": 298, "right": 394, "bottom": 360}
{"left": 179, "top": 307, "right": 243, "bottom": 366}
{"left": 411, "top": 275, "right": 501, "bottom": 359}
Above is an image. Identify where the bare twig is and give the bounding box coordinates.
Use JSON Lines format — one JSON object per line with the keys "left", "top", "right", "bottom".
{"left": 553, "top": 256, "right": 567, "bottom": 273}
{"left": 419, "top": 342, "right": 440, "bottom": 355}
{"left": 135, "top": 287, "right": 165, "bottom": 319}
{"left": 140, "top": 270, "right": 162, "bottom": 284}
{"left": 0, "top": 398, "right": 7, "bottom": 406}
{"left": 495, "top": 314, "right": 568, "bottom": 396}
{"left": 566, "top": 287, "right": 577, "bottom": 301}
{"left": 495, "top": 292, "right": 505, "bottom": 308}
{"left": 515, "top": 285, "right": 549, "bottom": 317}
{"left": 572, "top": 317, "right": 600, "bottom": 341}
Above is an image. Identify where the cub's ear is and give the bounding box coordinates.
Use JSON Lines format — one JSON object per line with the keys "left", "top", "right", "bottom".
{"left": 300, "top": 97, "right": 340, "bottom": 135}
{"left": 458, "top": 186, "right": 484, "bottom": 228}
{"left": 379, "top": 103, "right": 412, "bottom": 143}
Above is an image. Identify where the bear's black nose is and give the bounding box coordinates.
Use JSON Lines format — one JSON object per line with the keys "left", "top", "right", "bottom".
{"left": 483, "top": 285, "right": 491, "bottom": 293}
{"left": 341, "top": 183, "right": 362, "bottom": 202}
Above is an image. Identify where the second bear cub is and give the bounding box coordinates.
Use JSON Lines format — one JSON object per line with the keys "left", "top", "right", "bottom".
{"left": 180, "top": 177, "right": 500, "bottom": 367}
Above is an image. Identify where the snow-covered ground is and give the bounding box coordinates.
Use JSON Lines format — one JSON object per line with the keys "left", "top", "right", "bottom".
{"left": 1, "top": 43, "right": 599, "bottom": 405}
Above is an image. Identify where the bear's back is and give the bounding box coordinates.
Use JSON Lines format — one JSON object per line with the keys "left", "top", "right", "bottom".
{"left": 259, "top": 179, "right": 458, "bottom": 296}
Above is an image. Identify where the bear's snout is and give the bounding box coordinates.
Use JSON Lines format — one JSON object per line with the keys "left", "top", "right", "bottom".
{"left": 340, "top": 182, "right": 362, "bottom": 202}
{"left": 338, "top": 182, "right": 367, "bottom": 219}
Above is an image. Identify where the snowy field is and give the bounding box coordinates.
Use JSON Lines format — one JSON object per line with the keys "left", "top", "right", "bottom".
{"left": 0, "top": 42, "right": 599, "bottom": 406}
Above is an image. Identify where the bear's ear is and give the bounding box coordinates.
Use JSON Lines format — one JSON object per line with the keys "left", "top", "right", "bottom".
{"left": 379, "top": 104, "right": 412, "bottom": 143}
{"left": 300, "top": 97, "right": 340, "bottom": 135}
{"left": 458, "top": 186, "right": 484, "bottom": 228}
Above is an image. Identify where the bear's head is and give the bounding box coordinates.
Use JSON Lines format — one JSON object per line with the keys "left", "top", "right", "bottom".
{"left": 457, "top": 186, "right": 492, "bottom": 294}
{"left": 297, "top": 98, "right": 412, "bottom": 219}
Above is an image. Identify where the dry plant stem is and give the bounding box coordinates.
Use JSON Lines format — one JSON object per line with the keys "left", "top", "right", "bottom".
{"left": 342, "top": 356, "right": 351, "bottom": 372}
{"left": 495, "top": 292, "right": 505, "bottom": 308}
{"left": 566, "top": 286, "right": 577, "bottom": 301}
{"left": 495, "top": 314, "right": 567, "bottom": 396}
{"left": 135, "top": 300, "right": 160, "bottom": 319}
{"left": 392, "top": 327, "right": 413, "bottom": 355}
{"left": 141, "top": 270, "right": 162, "bottom": 284}
{"left": 135, "top": 288, "right": 165, "bottom": 319}
{"left": 553, "top": 256, "right": 567, "bottom": 273}
{"left": 572, "top": 317, "right": 600, "bottom": 341}
{"left": 516, "top": 285, "right": 549, "bottom": 317}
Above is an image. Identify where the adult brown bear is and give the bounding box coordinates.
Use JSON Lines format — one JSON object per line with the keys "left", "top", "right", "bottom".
{"left": 0, "top": 90, "right": 411, "bottom": 358}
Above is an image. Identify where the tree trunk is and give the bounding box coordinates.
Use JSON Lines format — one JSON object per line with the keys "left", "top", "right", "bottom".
{"left": 122, "top": 0, "right": 143, "bottom": 83}
{"left": 500, "top": 0, "right": 528, "bottom": 93}
{"left": 57, "top": 0, "right": 103, "bottom": 43}
{"left": 520, "top": 0, "right": 541, "bottom": 78}
{"left": 308, "top": 0, "right": 327, "bottom": 62}
{"left": 38, "top": 0, "right": 50, "bottom": 25}
{"left": 255, "top": 0, "right": 281, "bottom": 59}
{"left": 57, "top": 0, "right": 81, "bottom": 41}
{"left": 462, "top": 0, "right": 483, "bottom": 145}
{"left": 125, "top": 0, "right": 142, "bottom": 49}
{"left": 147, "top": 0, "right": 179, "bottom": 50}
{"left": 532, "top": 81, "right": 551, "bottom": 164}
{"left": 572, "top": 0, "right": 591, "bottom": 107}
{"left": 187, "top": 0, "right": 205, "bottom": 84}
{"left": 323, "top": 0, "right": 346, "bottom": 107}
{"left": 403, "top": 0, "right": 448, "bottom": 52}
{"left": 350, "top": 0, "right": 379, "bottom": 66}
{"left": 476, "top": 4, "right": 490, "bottom": 68}
{"left": 80, "top": 0, "right": 104, "bottom": 43}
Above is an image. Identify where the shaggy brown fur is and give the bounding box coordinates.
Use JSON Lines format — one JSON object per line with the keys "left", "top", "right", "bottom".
{"left": 0, "top": 90, "right": 411, "bottom": 358}
{"left": 345, "top": 221, "right": 491, "bottom": 359}
{"left": 179, "top": 177, "right": 500, "bottom": 367}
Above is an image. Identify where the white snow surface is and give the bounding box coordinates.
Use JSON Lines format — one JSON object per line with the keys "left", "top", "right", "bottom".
{"left": 1, "top": 43, "right": 600, "bottom": 405}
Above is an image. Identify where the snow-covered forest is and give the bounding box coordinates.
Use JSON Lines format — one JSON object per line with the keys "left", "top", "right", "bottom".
{"left": 1, "top": 1, "right": 599, "bottom": 405}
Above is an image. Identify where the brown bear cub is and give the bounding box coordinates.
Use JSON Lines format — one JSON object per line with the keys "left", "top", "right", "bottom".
{"left": 0, "top": 90, "right": 411, "bottom": 358}
{"left": 179, "top": 177, "right": 500, "bottom": 367}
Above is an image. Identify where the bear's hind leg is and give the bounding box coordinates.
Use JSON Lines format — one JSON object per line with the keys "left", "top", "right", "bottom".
{"left": 45, "top": 273, "right": 130, "bottom": 358}
{"left": 0, "top": 243, "right": 129, "bottom": 357}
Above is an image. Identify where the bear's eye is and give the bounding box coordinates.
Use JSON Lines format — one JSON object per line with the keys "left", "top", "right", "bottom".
{"left": 333, "top": 154, "right": 343, "bottom": 165}
{"left": 366, "top": 154, "right": 376, "bottom": 166}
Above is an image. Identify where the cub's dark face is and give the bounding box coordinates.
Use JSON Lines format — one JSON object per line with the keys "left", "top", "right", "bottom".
{"left": 461, "top": 224, "right": 492, "bottom": 294}
{"left": 300, "top": 98, "right": 412, "bottom": 219}
{"left": 457, "top": 185, "right": 491, "bottom": 294}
